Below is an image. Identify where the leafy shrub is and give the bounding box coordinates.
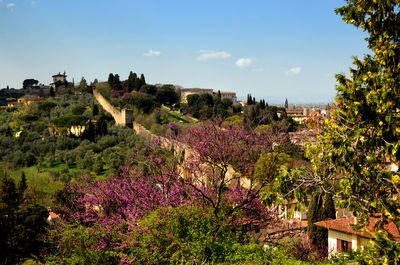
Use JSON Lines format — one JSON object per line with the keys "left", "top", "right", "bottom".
{"left": 53, "top": 115, "right": 87, "bottom": 128}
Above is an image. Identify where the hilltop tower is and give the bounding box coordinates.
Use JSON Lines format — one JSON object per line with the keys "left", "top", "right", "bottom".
{"left": 285, "top": 97, "right": 289, "bottom": 109}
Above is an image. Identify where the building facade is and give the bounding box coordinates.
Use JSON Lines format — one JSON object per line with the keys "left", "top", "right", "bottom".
{"left": 316, "top": 217, "right": 400, "bottom": 257}
{"left": 180, "top": 88, "right": 237, "bottom": 103}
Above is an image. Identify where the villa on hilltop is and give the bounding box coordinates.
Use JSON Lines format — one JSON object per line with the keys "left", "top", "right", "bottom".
{"left": 180, "top": 88, "right": 237, "bottom": 103}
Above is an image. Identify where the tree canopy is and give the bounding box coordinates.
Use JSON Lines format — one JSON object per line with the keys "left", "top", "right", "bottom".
{"left": 309, "top": 0, "right": 400, "bottom": 262}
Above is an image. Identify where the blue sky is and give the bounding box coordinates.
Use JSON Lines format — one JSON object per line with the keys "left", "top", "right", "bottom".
{"left": 0, "top": 0, "right": 369, "bottom": 103}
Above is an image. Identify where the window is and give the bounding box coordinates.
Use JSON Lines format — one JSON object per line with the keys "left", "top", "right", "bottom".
{"left": 337, "top": 239, "right": 352, "bottom": 252}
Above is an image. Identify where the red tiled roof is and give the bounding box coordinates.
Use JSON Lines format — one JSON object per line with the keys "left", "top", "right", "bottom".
{"left": 315, "top": 217, "right": 400, "bottom": 242}
{"left": 49, "top": 212, "right": 60, "bottom": 219}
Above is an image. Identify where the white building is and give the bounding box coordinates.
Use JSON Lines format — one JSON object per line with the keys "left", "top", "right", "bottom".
{"left": 315, "top": 217, "right": 400, "bottom": 257}
{"left": 219, "top": 91, "right": 237, "bottom": 103}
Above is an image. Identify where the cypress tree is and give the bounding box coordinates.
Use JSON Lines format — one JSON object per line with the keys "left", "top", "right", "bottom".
{"left": 307, "top": 192, "right": 327, "bottom": 248}
{"left": 132, "top": 73, "right": 139, "bottom": 91}
{"left": 108, "top": 73, "right": 114, "bottom": 88}
{"left": 93, "top": 104, "right": 99, "bottom": 116}
{"left": 247, "top": 94, "right": 252, "bottom": 105}
{"left": 113, "top": 74, "right": 122, "bottom": 90}
{"left": 260, "top": 99, "right": 266, "bottom": 109}
{"left": 128, "top": 71, "right": 134, "bottom": 92}
{"left": 323, "top": 193, "right": 336, "bottom": 220}
{"left": 18, "top": 172, "right": 27, "bottom": 199}
{"left": 50, "top": 86, "right": 55, "bottom": 97}
{"left": 86, "top": 120, "right": 95, "bottom": 142}
{"left": 0, "top": 176, "right": 48, "bottom": 264}
{"left": 140, "top": 73, "right": 146, "bottom": 88}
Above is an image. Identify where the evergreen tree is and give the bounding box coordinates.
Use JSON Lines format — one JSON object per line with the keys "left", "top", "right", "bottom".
{"left": 50, "top": 86, "right": 55, "bottom": 97}
{"left": 285, "top": 97, "right": 288, "bottom": 109}
{"left": 260, "top": 99, "right": 266, "bottom": 109}
{"left": 0, "top": 176, "right": 48, "bottom": 264}
{"left": 307, "top": 192, "right": 327, "bottom": 249}
{"left": 247, "top": 94, "right": 253, "bottom": 105}
{"left": 18, "top": 172, "right": 28, "bottom": 198}
{"left": 108, "top": 73, "right": 115, "bottom": 88}
{"left": 86, "top": 120, "right": 95, "bottom": 142}
{"left": 113, "top": 74, "right": 122, "bottom": 90}
{"left": 95, "top": 115, "right": 108, "bottom": 136}
{"left": 77, "top": 76, "right": 88, "bottom": 92}
{"left": 93, "top": 104, "right": 99, "bottom": 116}
{"left": 132, "top": 73, "right": 140, "bottom": 91}
{"left": 323, "top": 193, "right": 336, "bottom": 220}
{"left": 127, "top": 71, "right": 135, "bottom": 92}
{"left": 139, "top": 73, "right": 146, "bottom": 89}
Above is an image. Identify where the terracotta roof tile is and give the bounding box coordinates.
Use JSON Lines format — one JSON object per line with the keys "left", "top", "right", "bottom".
{"left": 315, "top": 217, "right": 400, "bottom": 242}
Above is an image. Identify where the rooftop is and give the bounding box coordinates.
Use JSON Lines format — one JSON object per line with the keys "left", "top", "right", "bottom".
{"left": 218, "top": 91, "right": 236, "bottom": 95}
{"left": 315, "top": 217, "right": 400, "bottom": 242}
{"left": 181, "top": 88, "right": 213, "bottom": 92}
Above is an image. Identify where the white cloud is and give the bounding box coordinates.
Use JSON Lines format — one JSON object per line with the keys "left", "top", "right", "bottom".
{"left": 6, "top": 3, "right": 15, "bottom": 10}
{"left": 235, "top": 58, "right": 254, "bottom": 69}
{"left": 286, "top": 67, "right": 302, "bottom": 75}
{"left": 144, "top": 49, "right": 161, "bottom": 57}
{"left": 197, "top": 50, "right": 232, "bottom": 61}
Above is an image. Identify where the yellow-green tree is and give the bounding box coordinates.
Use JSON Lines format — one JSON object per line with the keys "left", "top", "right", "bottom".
{"left": 272, "top": 1, "right": 400, "bottom": 263}
{"left": 312, "top": 1, "right": 400, "bottom": 263}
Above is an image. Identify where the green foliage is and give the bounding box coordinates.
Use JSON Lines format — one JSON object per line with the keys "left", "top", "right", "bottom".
{"left": 139, "top": 84, "right": 156, "bottom": 95}
{"left": 38, "top": 101, "right": 57, "bottom": 121}
{"left": 254, "top": 152, "right": 292, "bottom": 182}
{"left": 0, "top": 176, "right": 48, "bottom": 265}
{"left": 95, "top": 83, "right": 111, "bottom": 102}
{"left": 108, "top": 73, "right": 122, "bottom": 91}
{"left": 20, "top": 114, "right": 39, "bottom": 123}
{"left": 46, "top": 224, "right": 120, "bottom": 265}
{"left": 122, "top": 92, "right": 157, "bottom": 114}
{"left": 305, "top": 0, "right": 400, "bottom": 263}
{"left": 322, "top": 193, "right": 336, "bottom": 220}
{"left": 307, "top": 192, "right": 327, "bottom": 248}
{"left": 120, "top": 206, "right": 240, "bottom": 264}
{"left": 223, "top": 115, "right": 244, "bottom": 127}
{"left": 77, "top": 77, "right": 91, "bottom": 94}
{"left": 53, "top": 115, "right": 87, "bottom": 128}
{"left": 183, "top": 93, "right": 235, "bottom": 120}
{"left": 156, "top": 85, "right": 179, "bottom": 107}
{"left": 23, "top": 79, "right": 39, "bottom": 89}
{"left": 71, "top": 105, "right": 86, "bottom": 115}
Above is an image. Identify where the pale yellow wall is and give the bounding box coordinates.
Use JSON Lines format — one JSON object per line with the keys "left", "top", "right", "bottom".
{"left": 328, "top": 229, "right": 372, "bottom": 257}
{"left": 220, "top": 94, "right": 237, "bottom": 103}
{"left": 181, "top": 91, "right": 213, "bottom": 103}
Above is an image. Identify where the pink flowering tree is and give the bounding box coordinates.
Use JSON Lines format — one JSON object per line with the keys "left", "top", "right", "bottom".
{"left": 178, "top": 121, "right": 289, "bottom": 230}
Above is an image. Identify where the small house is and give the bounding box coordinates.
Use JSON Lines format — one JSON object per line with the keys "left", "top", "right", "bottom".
{"left": 315, "top": 217, "right": 400, "bottom": 257}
